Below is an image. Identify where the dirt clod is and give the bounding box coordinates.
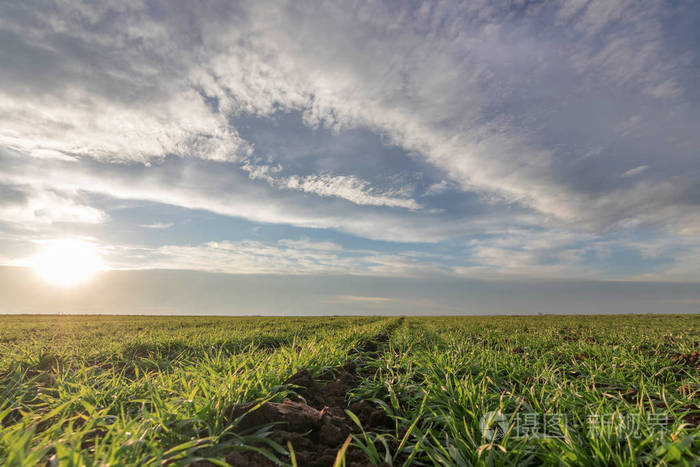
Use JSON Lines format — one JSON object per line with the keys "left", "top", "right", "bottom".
{"left": 674, "top": 351, "right": 700, "bottom": 369}
{"left": 573, "top": 352, "right": 588, "bottom": 362}
{"left": 622, "top": 389, "right": 638, "bottom": 402}
{"left": 226, "top": 400, "right": 322, "bottom": 433}
{"left": 215, "top": 329, "right": 399, "bottom": 466}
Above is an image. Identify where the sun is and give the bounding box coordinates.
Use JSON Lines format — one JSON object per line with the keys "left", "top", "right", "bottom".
{"left": 31, "top": 239, "right": 103, "bottom": 286}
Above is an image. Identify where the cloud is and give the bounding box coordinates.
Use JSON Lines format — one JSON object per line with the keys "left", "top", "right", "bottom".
{"left": 0, "top": 0, "right": 699, "bottom": 283}
{"left": 0, "top": 149, "right": 527, "bottom": 243}
{"left": 455, "top": 228, "right": 598, "bottom": 279}
{"left": 423, "top": 180, "right": 453, "bottom": 196}
{"left": 140, "top": 222, "right": 174, "bottom": 229}
{"left": 187, "top": 0, "right": 697, "bottom": 231}
{"left": 242, "top": 160, "right": 421, "bottom": 209}
{"left": 103, "top": 238, "right": 448, "bottom": 277}
{"left": 0, "top": 2, "right": 252, "bottom": 164}
{"left": 0, "top": 87, "right": 250, "bottom": 164}
{"left": 3, "top": 1, "right": 698, "bottom": 230}
{"left": 0, "top": 184, "right": 105, "bottom": 227}
{"left": 622, "top": 165, "right": 649, "bottom": 177}
{"left": 277, "top": 238, "right": 342, "bottom": 251}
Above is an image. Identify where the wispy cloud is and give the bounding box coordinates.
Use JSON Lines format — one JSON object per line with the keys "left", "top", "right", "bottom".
{"left": 242, "top": 161, "right": 421, "bottom": 210}
{"left": 105, "top": 238, "right": 448, "bottom": 277}
{"left": 622, "top": 165, "right": 649, "bottom": 177}
{"left": 0, "top": 185, "right": 105, "bottom": 227}
{"left": 140, "top": 222, "right": 174, "bottom": 229}
{"left": 0, "top": 0, "right": 699, "bottom": 284}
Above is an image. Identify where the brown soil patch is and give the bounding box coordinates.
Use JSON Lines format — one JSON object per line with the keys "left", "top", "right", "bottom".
{"left": 682, "top": 411, "right": 700, "bottom": 427}
{"left": 573, "top": 352, "right": 589, "bottom": 362}
{"left": 621, "top": 389, "right": 638, "bottom": 402}
{"left": 674, "top": 351, "right": 700, "bottom": 369}
{"left": 681, "top": 403, "right": 700, "bottom": 428}
{"left": 201, "top": 325, "right": 401, "bottom": 466}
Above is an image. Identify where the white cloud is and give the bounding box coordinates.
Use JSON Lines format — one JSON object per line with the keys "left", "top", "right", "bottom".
{"left": 181, "top": 0, "right": 694, "bottom": 230}
{"left": 457, "top": 228, "right": 600, "bottom": 279}
{"left": 105, "top": 238, "right": 446, "bottom": 277}
{"left": 0, "top": 187, "right": 105, "bottom": 227}
{"left": 140, "top": 222, "right": 174, "bottom": 229}
{"left": 0, "top": 0, "right": 698, "bottom": 283}
{"left": 277, "top": 238, "right": 342, "bottom": 251}
{"left": 423, "top": 180, "right": 453, "bottom": 196}
{"left": 2, "top": 0, "right": 696, "bottom": 233}
{"left": 0, "top": 89, "right": 249, "bottom": 164}
{"left": 242, "top": 160, "right": 421, "bottom": 210}
{"left": 562, "top": 0, "right": 683, "bottom": 98}
{"left": 622, "top": 165, "right": 649, "bottom": 177}
{"left": 2, "top": 150, "right": 519, "bottom": 243}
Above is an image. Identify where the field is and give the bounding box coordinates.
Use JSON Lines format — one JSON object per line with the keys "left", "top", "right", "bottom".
{"left": 1, "top": 315, "right": 699, "bottom": 466}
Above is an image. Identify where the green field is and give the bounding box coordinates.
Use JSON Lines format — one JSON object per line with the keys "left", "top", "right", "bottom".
{"left": 1, "top": 315, "right": 699, "bottom": 466}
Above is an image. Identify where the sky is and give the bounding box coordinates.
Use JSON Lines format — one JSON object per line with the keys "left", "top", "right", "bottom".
{"left": 0, "top": 0, "right": 699, "bottom": 315}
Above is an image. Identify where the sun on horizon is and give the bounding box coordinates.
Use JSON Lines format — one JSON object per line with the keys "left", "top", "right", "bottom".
{"left": 30, "top": 239, "right": 103, "bottom": 287}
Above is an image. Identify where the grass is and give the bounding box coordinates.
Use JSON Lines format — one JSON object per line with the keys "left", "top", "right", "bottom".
{"left": 0, "top": 314, "right": 698, "bottom": 465}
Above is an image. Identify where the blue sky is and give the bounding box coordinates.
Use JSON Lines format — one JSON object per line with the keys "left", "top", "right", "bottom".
{"left": 0, "top": 1, "right": 699, "bottom": 314}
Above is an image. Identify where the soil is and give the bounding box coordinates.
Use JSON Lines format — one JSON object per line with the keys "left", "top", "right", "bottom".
{"left": 674, "top": 351, "right": 700, "bottom": 369}
{"left": 682, "top": 411, "right": 700, "bottom": 427}
{"left": 681, "top": 403, "right": 700, "bottom": 428}
{"left": 198, "top": 325, "right": 401, "bottom": 467}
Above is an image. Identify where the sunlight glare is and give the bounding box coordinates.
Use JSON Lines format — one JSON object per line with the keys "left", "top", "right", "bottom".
{"left": 32, "top": 240, "right": 103, "bottom": 286}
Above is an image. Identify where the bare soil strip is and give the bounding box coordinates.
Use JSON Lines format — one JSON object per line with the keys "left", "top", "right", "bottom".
{"left": 202, "top": 319, "right": 403, "bottom": 467}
